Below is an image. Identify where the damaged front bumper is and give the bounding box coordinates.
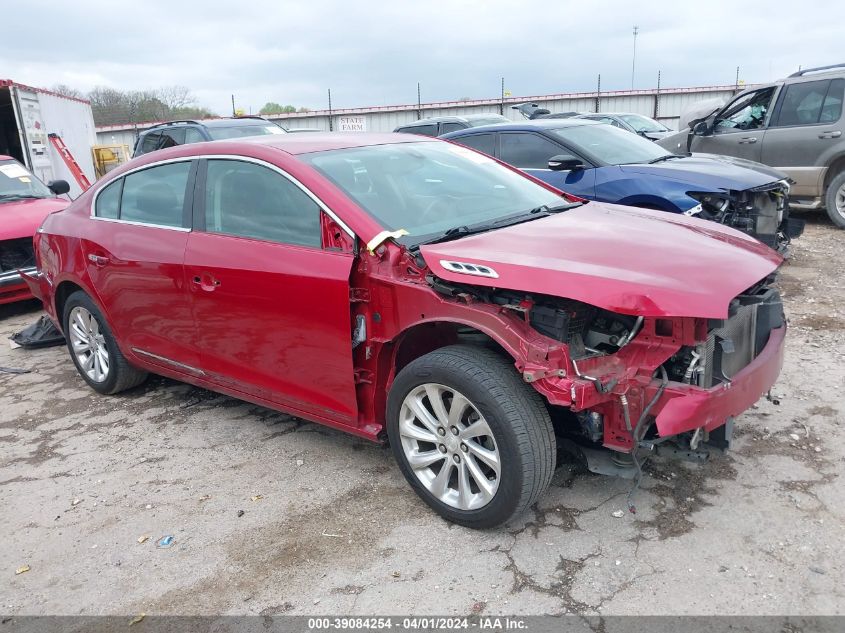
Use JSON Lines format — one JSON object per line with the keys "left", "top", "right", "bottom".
{"left": 653, "top": 323, "right": 785, "bottom": 437}
{"left": 0, "top": 266, "right": 37, "bottom": 305}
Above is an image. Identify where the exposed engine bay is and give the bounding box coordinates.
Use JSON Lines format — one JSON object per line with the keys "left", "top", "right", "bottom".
{"left": 428, "top": 273, "right": 784, "bottom": 463}
{"left": 688, "top": 180, "right": 803, "bottom": 251}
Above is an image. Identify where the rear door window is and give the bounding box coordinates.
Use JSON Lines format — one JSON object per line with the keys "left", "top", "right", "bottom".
{"left": 398, "top": 124, "right": 437, "bottom": 137}
{"left": 500, "top": 132, "right": 566, "bottom": 169}
{"left": 159, "top": 127, "right": 186, "bottom": 148}
{"left": 775, "top": 79, "right": 843, "bottom": 126}
{"left": 184, "top": 127, "right": 206, "bottom": 143}
{"left": 138, "top": 132, "right": 163, "bottom": 155}
{"left": 452, "top": 133, "right": 496, "bottom": 156}
{"left": 202, "top": 159, "right": 322, "bottom": 248}
{"left": 120, "top": 162, "right": 192, "bottom": 227}
{"left": 440, "top": 122, "right": 466, "bottom": 134}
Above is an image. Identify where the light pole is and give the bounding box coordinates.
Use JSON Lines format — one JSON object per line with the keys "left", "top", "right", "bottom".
{"left": 631, "top": 25, "right": 639, "bottom": 90}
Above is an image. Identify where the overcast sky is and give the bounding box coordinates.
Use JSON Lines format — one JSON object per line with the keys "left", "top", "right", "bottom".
{"left": 4, "top": 0, "right": 844, "bottom": 114}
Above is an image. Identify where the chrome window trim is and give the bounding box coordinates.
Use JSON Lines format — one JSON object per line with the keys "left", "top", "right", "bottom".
{"left": 89, "top": 157, "right": 195, "bottom": 230}
{"left": 90, "top": 154, "right": 356, "bottom": 239}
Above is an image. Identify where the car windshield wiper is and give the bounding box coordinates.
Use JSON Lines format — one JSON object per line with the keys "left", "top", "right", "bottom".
{"left": 647, "top": 154, "right": 683, "bottom": 164}
{"left": 0, "top": 193, "right": 44, "bottom": 201}
{"left": 412, "top": 201, "right": 582, "bottom": 250}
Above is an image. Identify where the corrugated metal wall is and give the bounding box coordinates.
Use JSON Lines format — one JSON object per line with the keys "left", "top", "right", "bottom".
{"left": 96, "top": 85, "right": 741, "bottom": 144}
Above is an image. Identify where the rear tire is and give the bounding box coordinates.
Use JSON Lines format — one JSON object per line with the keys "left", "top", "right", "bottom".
{"left": 63, "top": 291, "right": 148, "bottom": 395}
{"left": 386, "top": 345, "right": 556, "bottom": 529}
{"left": 824, "top": 170, "right": 845, "bottom": 229}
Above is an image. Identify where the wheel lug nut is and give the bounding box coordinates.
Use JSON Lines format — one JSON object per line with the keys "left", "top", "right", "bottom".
{"left": 437, "top": 427, "right": 446, "bottom": 436}
{"left": 453, "top": 454, "right": 461, "bottom": 463}
{"left": 438, "top": 444, "right": 447, "bottom": 454}
{"left": 460, "top": 443, "right": 468, "bottom": 452}
{"left": 450, "top": 426, "right": 459, "bottom": 436}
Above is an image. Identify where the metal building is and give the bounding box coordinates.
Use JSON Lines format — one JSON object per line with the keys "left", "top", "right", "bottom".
{"left": 95, "top": 84, "right": 742, "bottom": 147}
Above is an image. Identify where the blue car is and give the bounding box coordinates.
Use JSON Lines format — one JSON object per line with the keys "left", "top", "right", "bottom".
{"left": 441, "top": 119, "right": 803, "bottom": 250}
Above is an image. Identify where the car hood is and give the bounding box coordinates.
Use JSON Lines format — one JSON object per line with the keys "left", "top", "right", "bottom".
{"left": 0, "top": 197, "right": 68, "bottom": 239}
{"left": 420, "top": 202, "right": 782, "bottom": 319}
{"left": 618, "top": 155, "right": 780, "bottom": 192}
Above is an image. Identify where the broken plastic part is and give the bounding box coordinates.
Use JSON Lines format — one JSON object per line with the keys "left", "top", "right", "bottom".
{"left": 366, "top": 229, "right": 408, "bottom": 254}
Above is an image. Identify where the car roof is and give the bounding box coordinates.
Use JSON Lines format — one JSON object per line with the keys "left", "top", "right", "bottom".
{"left": 442, "top": 118, "right": 602, "bottom": 135}
{"left": 216, "top": 132, "right": 437, "bottom": 155}
{"left": 201, "top": 118, "right": 278, "bottom": 128}
{"left": 402, "top": 113, "right": 507, "bottom": 126}
{"left": 0, "top": 154, "right": 16, "bottom": 161}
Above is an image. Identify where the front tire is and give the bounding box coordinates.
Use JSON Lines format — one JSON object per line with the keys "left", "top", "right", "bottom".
{"left": 386, "top": 345, "right": 556, "bottom": 529}
{"left": 825, "top": 170, "right": 845, "bottom": 229}
{"left": 63, "top": 291, "right": 148, "bottom": 394}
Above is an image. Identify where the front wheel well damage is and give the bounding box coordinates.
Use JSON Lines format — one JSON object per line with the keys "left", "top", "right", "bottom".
{"left": 392, "top": 322, "right": 511, "bottom": 376}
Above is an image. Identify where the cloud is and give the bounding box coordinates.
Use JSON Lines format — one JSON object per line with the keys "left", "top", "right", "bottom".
{"left": 2, "top": 0, "right": 843, "bottom": 114}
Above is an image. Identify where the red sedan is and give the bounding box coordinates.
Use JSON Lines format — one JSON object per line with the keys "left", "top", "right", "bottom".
{"left": 26, "top": 133, "right": 786, "bottom": 527}
{"left": 0, "top": 156, "right": 69, "bottom": 304}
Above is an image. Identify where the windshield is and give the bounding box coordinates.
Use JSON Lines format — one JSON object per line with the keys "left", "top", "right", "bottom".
{"left": 618, "top": 114, "right": 669, "bottom": 133}
{"left": 550, "top": 124, "right": 671, "bottom": 165}
{"left": 0, "top": 160, "right": 52, "bottom": 201}
{"left": 303, "top": 141, "right": 566, "bottom": 242}
{"left": 207, "top": 124, "right": 285, "bottom": 140}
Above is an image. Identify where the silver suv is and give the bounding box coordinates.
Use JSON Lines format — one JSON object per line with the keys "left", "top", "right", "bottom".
{"left": 658, "top": 63, "right": 845, "bottom": 227}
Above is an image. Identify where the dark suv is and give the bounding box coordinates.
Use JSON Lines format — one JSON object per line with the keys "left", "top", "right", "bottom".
{"left": 393, "top": 114, "right": 509, "bottom": 137}
{"left": 658, "top": 63, "right": 845, "bottom": 227}
{"left": 132, "top": 117, "right": 287, "bottom": 157}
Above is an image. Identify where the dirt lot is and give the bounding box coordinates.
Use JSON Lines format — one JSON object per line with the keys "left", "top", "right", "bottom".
{"left": 1, "top": 213, "right": 844, "bottom": 616}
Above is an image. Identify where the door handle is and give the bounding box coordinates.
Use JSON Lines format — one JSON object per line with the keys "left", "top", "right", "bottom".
{"left": 819, "top": 131, "right": 842, "bottom": 139}
{"left": 738, "top": 137, "right": 757, "bottom": 144}
{"left": 87, "top": 253, "right": 110, "bottom": 267}
{"left": 191, "top": 274, "right": 221, "bottom": 292}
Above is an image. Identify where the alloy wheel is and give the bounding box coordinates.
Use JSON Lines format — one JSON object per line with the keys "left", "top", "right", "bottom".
{"left": 398, "top": 383, "right": 500, "bottom": 510}
{"left": 836, "top": 182, "right": 845, "bottom": 217}
{"left": 68, "top": 306, "right": 110, "bottom": 383}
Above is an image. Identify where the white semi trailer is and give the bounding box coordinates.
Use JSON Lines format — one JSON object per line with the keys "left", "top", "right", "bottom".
{"left": 0, "top": 79, "right": 96, "bottom": 197}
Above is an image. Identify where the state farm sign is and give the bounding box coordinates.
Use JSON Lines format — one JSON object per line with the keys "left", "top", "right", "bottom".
{"left": 337, "top": 115, "right": 367, "bottom": 132}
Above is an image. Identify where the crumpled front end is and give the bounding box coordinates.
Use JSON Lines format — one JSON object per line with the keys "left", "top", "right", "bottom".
{"left": 688, "top": 180, "right": 804, "bottom": 252}
{"left": 516, "top": 282, "right": 786, "bottom": 456}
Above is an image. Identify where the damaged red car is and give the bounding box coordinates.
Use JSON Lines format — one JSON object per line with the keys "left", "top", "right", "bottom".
{"left": 25, "top": 134, "right": 786, "bottom": 528}
{"left": 1, "top": 155, "right": 70, "bottom": 304}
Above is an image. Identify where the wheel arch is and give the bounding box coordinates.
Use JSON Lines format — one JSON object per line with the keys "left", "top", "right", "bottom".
{"left": 823, "top": 153, "right": 845, "bottom": 191}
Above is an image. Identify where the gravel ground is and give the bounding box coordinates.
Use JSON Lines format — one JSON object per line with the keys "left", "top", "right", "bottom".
{"left": 1, "top": 213, "right": 843, "bottom": 616}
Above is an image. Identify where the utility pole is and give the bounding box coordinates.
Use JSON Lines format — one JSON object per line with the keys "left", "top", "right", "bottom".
{"left": 417, "top": 82, "right": 421, "bottom": 120}
{"left": 595, "top": 74, "right": 601, "bottom": 113}
{"left": 500, "top": 77, "right": 505, "bottom": 115}
{"left": 231, "top": 94, "right": 236, "bottom": 117}
{"left": 327, "top": 88, "right": 333, "bottom": 131}
{"left": 631, "top": 26, "right": 639, "bottom": 90}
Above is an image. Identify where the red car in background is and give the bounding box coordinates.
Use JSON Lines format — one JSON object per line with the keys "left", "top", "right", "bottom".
{"left": 25, "top": 134, "right": 786, "bottom": 528}
{"left": 0, "top": 155, "right": 70, "bottom": 304}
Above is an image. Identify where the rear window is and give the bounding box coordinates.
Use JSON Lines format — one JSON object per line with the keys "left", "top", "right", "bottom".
{"left": 452, "top": 133, "right": 496, "bottom": 156}
{"left": 206, "top": 125, "right": 285, "bottom": 140}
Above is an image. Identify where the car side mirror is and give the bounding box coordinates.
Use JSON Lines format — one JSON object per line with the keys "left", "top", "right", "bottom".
{"left": 47, "top": 179, "right": 70, "bottom": 195}
{"left": 692, "top": 121, "right": 710, "bottom": 136}
{"left": 548, "top": 154, "right": 585, "bottom": 171}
